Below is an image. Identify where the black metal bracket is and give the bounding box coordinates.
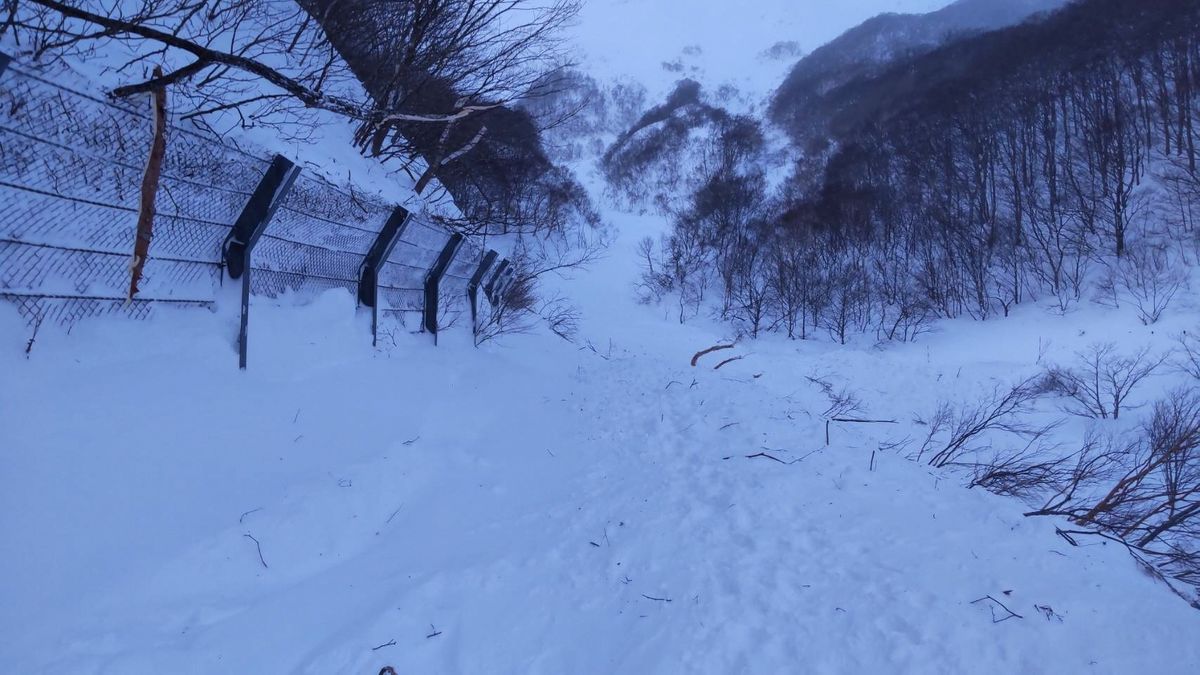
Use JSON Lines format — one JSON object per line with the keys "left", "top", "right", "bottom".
{"left": 223, "top": 155, "right": 299, "bottom": 279}
{"left": 467, "top": 250, "right": 499, "bottom": 337}
{"left": 358, "top": 206, "right": 411, "bottom": 308}
{"left": 360, "top": 206, "right": 411, "bottom": 346}
{"left": 484, "top": 258, "right": 515, "bottom": 305}
{"left": 224, "top": 154, "right": 300, "bottom": 368}
{"left": 423, "top": 233, "right": 465, "bottom": 340}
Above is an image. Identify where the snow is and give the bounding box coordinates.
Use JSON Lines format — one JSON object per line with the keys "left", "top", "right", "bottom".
{"left": 4, "top": 207, "right": 1200, "bottom": 671}
{"left": 4, "top": 1, "right": 1200, "bottom": 672}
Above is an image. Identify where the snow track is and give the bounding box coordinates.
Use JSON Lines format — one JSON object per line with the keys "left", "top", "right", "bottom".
{"left": 3, "top": 291, "right": 1199, "bottom": 673}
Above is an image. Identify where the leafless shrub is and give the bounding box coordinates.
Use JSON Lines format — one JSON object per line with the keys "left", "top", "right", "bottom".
{"left": 538, "top": 293, "right": 580, "bottom": 342}
{"left": 1045, "top": 343, "right": 1167, "bottom": 420}
{"left": 474, "top": 273, "right": 537, "bottom": 345}
{"left": 1176, "top": 331, "right": 1200, "bottom": 381}
{"left": 969, "top": 443, "right": 1073, "bottom": 499}
{"left": 806, "top": 374, "right": 864, "bottom": 419}
{"left": 1030, "top": 390, "right": 1200, "bottom": 590}
{"left": 916, "top": 376, "right": 1054, "bottom": 468}
{"left": 1115, "top": 243, "right": 1187, "bottom": 325}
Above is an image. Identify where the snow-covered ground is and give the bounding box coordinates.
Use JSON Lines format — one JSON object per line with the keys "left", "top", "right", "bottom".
{"left": 4, "top": 204, "right": 1200, "bottom": 672}
{"left": 5, "top": 1, "right": 1200, "bottom": 671}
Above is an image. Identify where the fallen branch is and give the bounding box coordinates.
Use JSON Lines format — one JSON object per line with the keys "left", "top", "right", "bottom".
{"left": 971, "top": 595, "right": 1023, "bottom": 623}
{"left": 713, "top": 355, "right": 745, "bottom": 371}
{"left": 691, "top": 343, "right": 735, "bottom": 367}
{"left": 745, "top": 452, "right": 797, "bottom": 465}
{"left": 641, "top": 594, "right": 672, "bottom": 603}
{"left": 371, "top": 640, "right": 396, "bottom": 651}
{"left": 243, "top": 532, "right": 268, "bottom": 569}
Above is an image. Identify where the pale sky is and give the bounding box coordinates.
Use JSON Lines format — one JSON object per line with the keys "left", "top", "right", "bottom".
{"left": 570, "top": 0, "right": 955, "bottom": 100}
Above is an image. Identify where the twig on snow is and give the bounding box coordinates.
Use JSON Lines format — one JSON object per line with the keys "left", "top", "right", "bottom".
{"left": 971, "top": 595, "right": 1023, "bottom": 623}
{"left": 713, "top": 355, "right": 745, "bottom": 371}
{"left": 745, "top": 452, "right": 797, "bottom": 465}
{"left": 691, "top": 343, "right": 736, "bottom": 367}
{"left": 238, "top": 507, "right": 262, "bottom": 524}
{"left": 386, "top": 504, "right": 404, "bottom": 524}
{"left": 371, "top": 639, "right": 397, "bottom": 651}
{"left": 641, "top": 594, "right": 672, "bottom": 602}
{"left": 243, "top": 532, "right": 268, "bottom": 569}
{"left": 426, "top": 624, "right": 442, "bottom": 638}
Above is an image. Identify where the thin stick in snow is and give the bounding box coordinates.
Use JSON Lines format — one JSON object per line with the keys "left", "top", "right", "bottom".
{"left": 745, "top": 452, "right": 797, "bottom": 465}
{"left": 243, "top": 532, "right": 268, "bottom": 569}
{"left": 691, "top": 343, "right": 735, "bottom": 367}
{"left": 238, "top": 507, "right": 262, "bottom": 524}
{"left": 971, "top": 595, "right": 1024, "bottom": 623}
{"left": 371, "top": 640, "right": 396, "bottom": 651}
{"left": 641, "top": 594, "right": 672, "bottom": 602}
{"left": 713, "top": 356, "right": 745, "bottom": 371}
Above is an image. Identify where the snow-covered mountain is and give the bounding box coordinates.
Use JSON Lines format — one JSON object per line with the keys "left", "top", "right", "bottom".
{"left": 769, "top": 0, "right": 1067, "bottom": 136}
{"left": 568, "top": 0, "right": 954, "bottom": 105}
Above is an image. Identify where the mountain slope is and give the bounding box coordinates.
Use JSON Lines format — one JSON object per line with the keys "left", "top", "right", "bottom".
{"left": 769, "top": 0, "right": 1067, "bottom": 144}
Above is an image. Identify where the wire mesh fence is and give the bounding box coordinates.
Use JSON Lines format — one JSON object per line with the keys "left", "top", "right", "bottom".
{"left": 0, "top": 56, "right": 506, "bottom": 352}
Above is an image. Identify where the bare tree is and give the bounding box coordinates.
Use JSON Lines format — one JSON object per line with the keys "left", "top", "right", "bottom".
{"left": 1046, "top": 343, "right": 1167, "bottom": 420}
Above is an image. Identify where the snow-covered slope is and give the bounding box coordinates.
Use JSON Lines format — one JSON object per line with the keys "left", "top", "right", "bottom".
{"left": 4, "top": 259, "right": 1200, "bottom": 672}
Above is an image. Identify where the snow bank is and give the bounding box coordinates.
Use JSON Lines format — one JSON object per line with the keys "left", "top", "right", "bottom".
{"left": 3, "top": 254, "right": 1199, "bottom": 672}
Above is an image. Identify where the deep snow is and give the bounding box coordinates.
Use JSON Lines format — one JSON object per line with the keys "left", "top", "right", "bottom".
{"left": 4, "top": 207, "right": 1200, "bottom": 672}
{"left": 5, "top": 0, "right": 1200, "bottom": 671}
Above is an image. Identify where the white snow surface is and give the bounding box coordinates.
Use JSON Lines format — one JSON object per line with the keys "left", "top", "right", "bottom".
{"left": 4, "top": 208, "right": 1200, "bottom": 672}
{"left": 5, "top": 2, "right": 1200, "bottom": 672}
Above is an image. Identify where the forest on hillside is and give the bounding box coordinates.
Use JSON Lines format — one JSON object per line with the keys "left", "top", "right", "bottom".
{"left": 611, "top": 0, "right": 1200, "bottom": 345}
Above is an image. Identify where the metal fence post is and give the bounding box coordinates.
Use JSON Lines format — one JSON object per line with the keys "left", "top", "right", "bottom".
{"left": 358, "top": 206, "right": 412, "bottom": 346}
{"left": 423, "top": 233, "right": 465, "bottom": 343}
{"left": 467, "top": 250, "right": 499, "bottom": 339}
{"left": 223, "top": 155, "right": 300, "bottom": 369}
{"left": 483, "top": 258, "right": 511, "bottom": 305}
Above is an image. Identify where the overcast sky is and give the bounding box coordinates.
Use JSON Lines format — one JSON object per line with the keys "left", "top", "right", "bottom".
{"left": 570, "top": 0, "right": 955, "bottom": 99}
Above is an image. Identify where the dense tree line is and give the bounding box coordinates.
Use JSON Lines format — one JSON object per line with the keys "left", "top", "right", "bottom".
{"left": 634, "top": 0, "right": 1200, "bottom": 343}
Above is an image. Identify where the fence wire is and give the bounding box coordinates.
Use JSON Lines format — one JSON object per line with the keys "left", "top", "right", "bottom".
{"left": 0, "top": 59, "right": 491, "bottom": 337}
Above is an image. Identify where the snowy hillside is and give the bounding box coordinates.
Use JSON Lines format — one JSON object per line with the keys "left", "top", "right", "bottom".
{"left": 569, "top": 0, "right": 950, "bottom": 104}
{"left": 5, "top": 246, "right": 1200, "bottom": 672}
{"left": 5, "top": 0, "right": 1200, "bottom": 672}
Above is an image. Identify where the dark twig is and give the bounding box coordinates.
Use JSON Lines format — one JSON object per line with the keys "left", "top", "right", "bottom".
{"left": 386, "top": 504, "right": 404, "bottom": 524}
{"left": 719, "top": 422, "right": 740, "bottom": 431}
{"left": 641, "top": 594, "right": 672, "bottom": 602}
{"left": 691, "top": 343, "right": 735, "bottom": 367}
{"left": 371, "top": 639, "right": 397, "bottom": 651}
{"left": 238, "top": 507, "right": 262, "bottom": 524}
{"left": 426, "top": 624, "right": 442, "bottom": 639}
{"left": 243, "top": 532, "right": 268, "bottom": 569}
{"left": 745, "top": 452, "right": 797, "bottom": 465}
{"left": 713, "top": 355, "right": 745, "bottom": 371}
{"left": 971, "top": 595, "right": 1023, "bottom": 623}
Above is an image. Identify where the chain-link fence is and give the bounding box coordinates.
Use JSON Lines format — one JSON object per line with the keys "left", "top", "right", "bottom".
{"left": 0, "top": 56, "right": 510, "bottom": 358}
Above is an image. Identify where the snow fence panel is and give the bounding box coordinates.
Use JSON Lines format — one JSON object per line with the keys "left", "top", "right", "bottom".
{"left": 0, "top": 56, "right": 488, "bottom": 346}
